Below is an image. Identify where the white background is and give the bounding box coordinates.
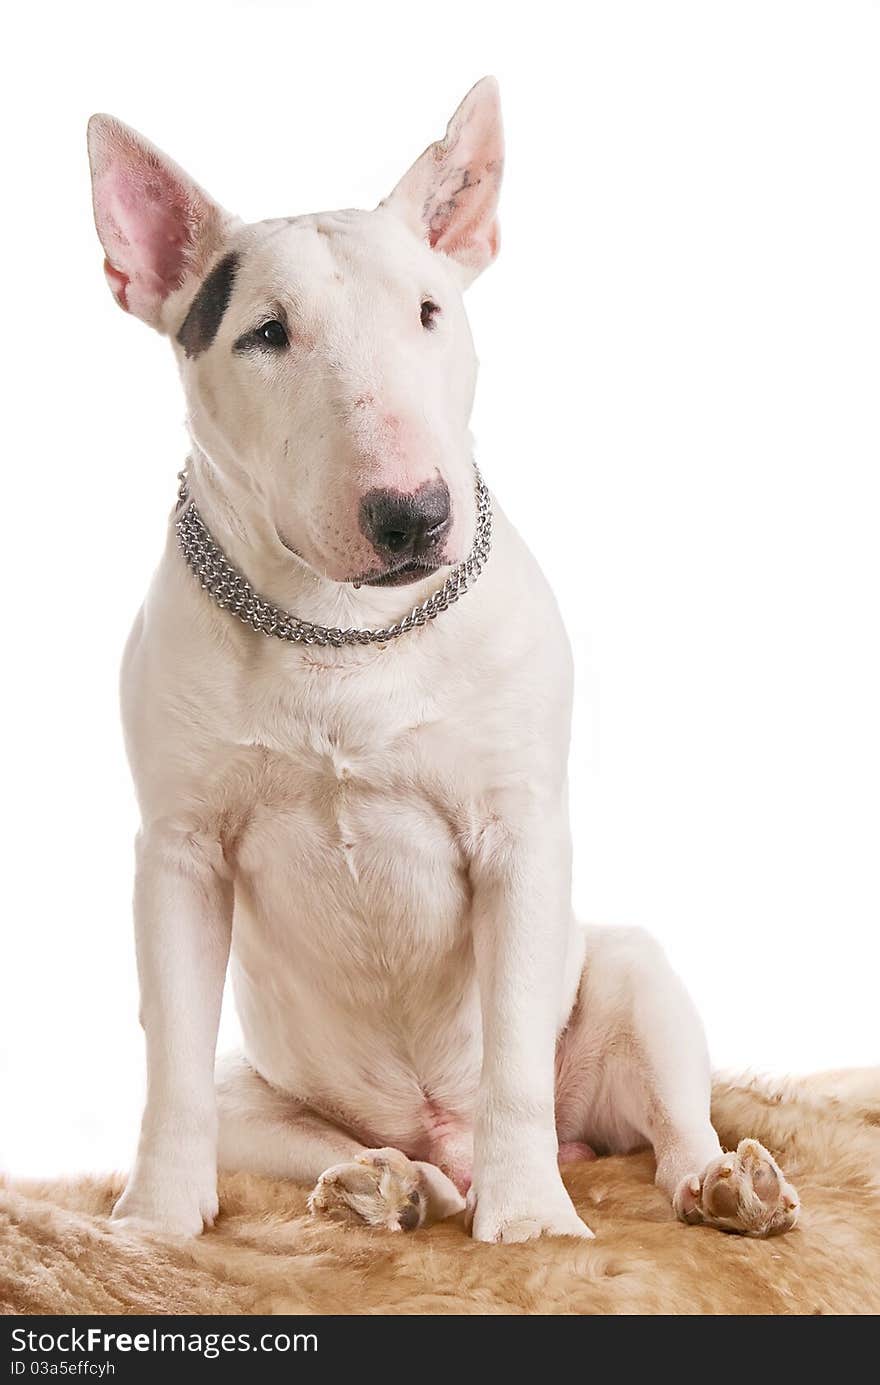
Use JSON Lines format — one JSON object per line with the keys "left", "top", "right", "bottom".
{"left": 2, "top": 1, "right": 878, "bottom": 1179}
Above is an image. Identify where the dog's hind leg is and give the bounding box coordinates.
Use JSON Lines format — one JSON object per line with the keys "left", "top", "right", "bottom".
{"left": 556, "top": 926, "right": 800, "bottom": 1237}
{"left": 216, "top": 1054, "right": 464, "bottom": 1232}
{"left": 216, "top": 1053, "right": 363, "bottom": 1180}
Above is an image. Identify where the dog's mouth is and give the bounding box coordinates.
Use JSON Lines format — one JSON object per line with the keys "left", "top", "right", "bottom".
{"left": 358, "top": 560, "right": 440, "bottom": 589}
{"left": 275, "top": 530, "right": 442, "bottom": 589}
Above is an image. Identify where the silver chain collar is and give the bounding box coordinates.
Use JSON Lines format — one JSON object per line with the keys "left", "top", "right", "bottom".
{"left": 175, "top": 466, "right": 493, "bottom": 647}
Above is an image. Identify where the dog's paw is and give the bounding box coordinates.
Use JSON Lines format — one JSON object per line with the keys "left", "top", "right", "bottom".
{"left": 110, "top": 1160, "right": 219, "bottom": 1238}
{"left": 674, "top": 1137, "right": 800, "bottom": 1238}
{"left": 467, "top": 1177, "right": 594, "bottom": 1244}
{"left": 308, "top": 1148, "right": 431, "bottom": 1232}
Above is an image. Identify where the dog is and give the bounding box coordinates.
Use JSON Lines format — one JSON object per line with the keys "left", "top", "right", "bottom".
{"left": 87, "top": 79, "right": 799, "bottom": 1243}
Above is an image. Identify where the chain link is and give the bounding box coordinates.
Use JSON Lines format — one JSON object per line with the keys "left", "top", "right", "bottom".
{"left": 175, "top": 466, "right": 493, "bottom": 647}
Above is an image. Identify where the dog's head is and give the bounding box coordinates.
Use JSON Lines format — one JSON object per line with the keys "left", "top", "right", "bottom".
{"left": 87, "top": 81, "right": 502, "bottom": 588}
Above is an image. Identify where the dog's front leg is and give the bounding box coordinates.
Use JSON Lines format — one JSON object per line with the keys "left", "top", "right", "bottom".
{"left": 468, "top": 806, "right": 593, "bottom": 1243}
{"left": 111, "top": 826, "right": 232, "bottom": 1237}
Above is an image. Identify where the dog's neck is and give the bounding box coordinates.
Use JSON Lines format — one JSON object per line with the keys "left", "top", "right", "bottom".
{"left": 182, "top": 445, "right": 462, "bottom": 634}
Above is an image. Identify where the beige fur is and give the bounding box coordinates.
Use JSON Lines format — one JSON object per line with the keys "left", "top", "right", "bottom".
{"left": 4, "top": 1070, "right": 878, "bottom": 1316}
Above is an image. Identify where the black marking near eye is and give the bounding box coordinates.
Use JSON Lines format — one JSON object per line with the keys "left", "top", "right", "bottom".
{"left": 176, "top": 253, "right": 240, "bottom": 359}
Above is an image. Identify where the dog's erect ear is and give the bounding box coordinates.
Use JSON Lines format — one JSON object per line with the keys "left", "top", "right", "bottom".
{"left": 87, "top": 115, "right": 233, "bottom": 329}
{"left": 383, "top": 77, "right": 503, "bottom": 283}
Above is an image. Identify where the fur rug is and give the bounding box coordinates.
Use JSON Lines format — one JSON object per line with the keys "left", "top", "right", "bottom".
{"left": 2, "top": 1070, "right": 878, "bottom": 1316}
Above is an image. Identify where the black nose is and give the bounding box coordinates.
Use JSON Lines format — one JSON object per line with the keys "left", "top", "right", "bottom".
{"left": 360, "top": 481, "right": 451, "bottom": 562}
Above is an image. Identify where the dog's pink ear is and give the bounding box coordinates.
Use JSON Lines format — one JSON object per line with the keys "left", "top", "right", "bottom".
{"left": 87, "top": 115, "right": 231, "bottom": 328}
{"left": 384, "top": 77, "right": 503, "bottom": 282}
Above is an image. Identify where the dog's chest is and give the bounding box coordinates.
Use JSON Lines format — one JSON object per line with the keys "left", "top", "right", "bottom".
{"left": 225, "top": 673, "right": 473, "bottom": 968}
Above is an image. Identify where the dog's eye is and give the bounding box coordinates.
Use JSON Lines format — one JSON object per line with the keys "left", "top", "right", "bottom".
{"left": 232, "top": 318, "right": 290, "bottom": 356}
{"left": 257, "top": 319, "right": 289, "bottom": 350}
{"left": 420, "top": 299, "right": 441, "bottom": 331}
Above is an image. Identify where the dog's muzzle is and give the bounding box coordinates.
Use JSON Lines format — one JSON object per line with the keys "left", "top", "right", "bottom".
{"left": 359, "top": 481, "right": 452, "bottom": 586}
{"left": 174, "top": 464, "right": 493, "bottom": 647}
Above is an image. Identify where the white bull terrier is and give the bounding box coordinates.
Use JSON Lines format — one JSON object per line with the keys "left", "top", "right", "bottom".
{"left": 87, "top": 79, "right": 799, "bottom": 1243}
